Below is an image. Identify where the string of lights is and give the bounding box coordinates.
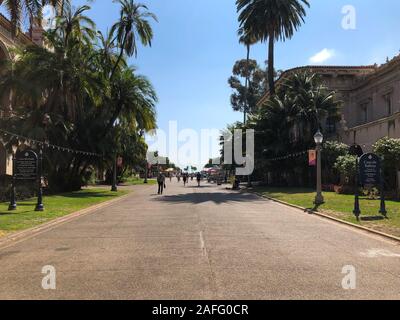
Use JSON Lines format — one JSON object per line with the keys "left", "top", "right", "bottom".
{"left": 0, "top": 128, "right": 103, "bottom": 157}
{"left": 264, "top": 150, "right": 309, "bottom": 162}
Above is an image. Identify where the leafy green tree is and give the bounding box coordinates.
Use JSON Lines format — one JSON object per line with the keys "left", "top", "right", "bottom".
{"left": 247, "top": 71, "right": 340, "bottom": 186}
{"left": 334, "top": 155, "right": 357, "bottom": 184}
{"left": 322, "top": 141, "right": 349, "bottom": 184}
{"left": 110, "top": 0, "right": 157, "bottom": 80}
{"left": 238, "top": 27, "right": 258, "bottom": 123}
{"left": 236, "top": 0, "right": 310, "bottom": 96}
{"left": 323, "top": 141, "right": 348, "bottom": 166}
{"left": 102, "top": 0, "right": 158, "bottom": 135}
{"left": 228, "top": 59, "right": 266, "bottom": 121}
{"left": 0, "top": 2, "right": 158, "bottom": 191}
{"left": 250, "top": 71, "right": 340, "bottom": 157}
{"left": 373, "top": 137, "right": 400, "bottom": 196}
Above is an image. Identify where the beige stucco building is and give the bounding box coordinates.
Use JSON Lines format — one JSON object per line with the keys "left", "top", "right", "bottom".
{"left": 257, "top": 56, "right": 400, "bottom": 151}
{"left": 0, "top": 13, "right": 44, "bottom": 178}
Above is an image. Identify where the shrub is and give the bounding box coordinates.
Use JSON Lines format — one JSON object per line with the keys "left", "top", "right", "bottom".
{"left": 334, "top": 155, "right": 357, "bottom": 183}
{"left": 373, "top": 137, "right": 400, "bottom": 195}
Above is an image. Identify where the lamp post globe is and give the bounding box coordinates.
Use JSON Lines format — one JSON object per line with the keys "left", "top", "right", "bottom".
{"left": 314, "top": 130, "right": 324, "bottom": 205}
{"left": 314, "top": 130, "right": 324, "bottom": 145}
{"left": 8, "top": 144, "right": 18, "bottom": 211}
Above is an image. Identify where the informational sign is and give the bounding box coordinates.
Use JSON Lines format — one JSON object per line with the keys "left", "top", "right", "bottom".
{"left": 308, "top": 150, "right": 316, "bottom": 167}
{"left": 15, "top": 150, "right": 38, "bottom": 181}
{"left": 359, "top": 153, "right": 381, "bottom": 187}
{"left": 349, "top": 144, "right": 364, "bottom": 157}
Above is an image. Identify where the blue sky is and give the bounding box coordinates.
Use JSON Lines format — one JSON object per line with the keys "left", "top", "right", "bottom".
{"left": 4, "top": 0, "right": 400, "bottom": 167}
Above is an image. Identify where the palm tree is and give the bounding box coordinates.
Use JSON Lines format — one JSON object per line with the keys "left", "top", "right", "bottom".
{"left": 0, "top": 4, "right": 158, "bottom": 191}
{"left": 282, "top": 71, "right": 340, "bottom": 139}
{"left": 236, "top": 0, "right": 310, "bottom": 96}
{"left": 113, "top": 67, "right": 157, "bottom": 132}
{"left": 238, "top": 27, "right": 257, "bottom": 125}
{"left": 56, "top": 2, "right": 96, "bottom": 48}
{"left": 110, "top": 0, "right": 157, "bottom": 80}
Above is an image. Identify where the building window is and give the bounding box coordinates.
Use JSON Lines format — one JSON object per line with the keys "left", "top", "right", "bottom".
{"left": 383, "top": 93, "right": 392, "bottom": 116}
{"left": 326, "top": 117, "right": 336, "bottom": 134}
{"left": 360, "top": 102, "right": 368, "bottom": 124}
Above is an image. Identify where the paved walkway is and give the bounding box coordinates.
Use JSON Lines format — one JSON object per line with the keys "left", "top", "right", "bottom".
{"left": 0, "top": 180, "right": 400, "bottom": 299}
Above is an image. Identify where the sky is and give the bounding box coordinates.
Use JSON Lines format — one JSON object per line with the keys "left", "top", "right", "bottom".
{"left": 5, "top": 0, "right": 400, "bottom": 168}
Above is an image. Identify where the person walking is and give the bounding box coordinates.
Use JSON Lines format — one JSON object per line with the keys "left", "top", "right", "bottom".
{"left": 196, "top": 172, "right": 202, "bottom": 187}
{"left": 157, "top": 172, "right": 166, "bottom": 195}
{"left": 183, "top": 173, "right": 187, "bottom": 187}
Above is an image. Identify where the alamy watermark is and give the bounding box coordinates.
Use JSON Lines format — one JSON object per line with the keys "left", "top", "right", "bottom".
{"left": 342, "top": 5, "right": 357, "bottom": 30}
{"left": 341, "top": 265, "right": 356, "bottom": 290}
{"left": 146, "top": 121, "right": 254, "bottom": 175}
{"left": 42, "top": 265, "right": 56, "bottom": 290}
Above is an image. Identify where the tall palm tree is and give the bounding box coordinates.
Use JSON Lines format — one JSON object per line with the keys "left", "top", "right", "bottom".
{"left": 236, "top": 0, "right": 310, "bottom": 96}
{"left": 110, "top": 0, "right": 157, "bottom": 80}
{"left": 56, "top": 2, "right": 96, "bottom": 48}
{"left": 0, "top": 5, "right": 158, "bottom": 191}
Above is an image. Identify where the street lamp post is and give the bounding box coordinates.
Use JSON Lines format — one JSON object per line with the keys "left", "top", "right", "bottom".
{"left": 314, "top": 130, "right": 324, "bottom": 205}
{"left": 8, "top": 144, "right": 18, "bottom": 211}
{"left": 111, "top": 153, "right": 118, "bottom": 192}
{"left": 144, "top": 160, "right": 148, "bottom": 184}
{"left": 35, "top": 148, "right": 44, "bottom": 211}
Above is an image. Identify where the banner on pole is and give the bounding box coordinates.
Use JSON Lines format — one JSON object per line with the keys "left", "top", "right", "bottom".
{"left": 309, "top": 150, "right": 316, "bottom": 167}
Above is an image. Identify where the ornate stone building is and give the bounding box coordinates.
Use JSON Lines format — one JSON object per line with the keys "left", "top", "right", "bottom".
{"left": 0, "top": 13, "right": 44, "bottom": 178}
{"left": 257, "top": 56, "right": 400, "bottom": 151}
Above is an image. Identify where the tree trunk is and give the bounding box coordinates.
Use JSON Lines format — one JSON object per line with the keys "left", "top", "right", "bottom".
{"left": 268, "top": 36, "right": 275, "bottom": 96}
{"left": 244, "top": 44, "right": 250, "bottom": 125}
{"left": 110, "top": 31, "right": 128, "bottom": 81}
{"left": 396, "top": 166, "right": 400, "bottom": 201}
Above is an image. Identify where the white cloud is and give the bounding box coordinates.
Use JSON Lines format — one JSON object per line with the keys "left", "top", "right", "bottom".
{"left": 309, "top": 48, "right": 335, "bottom": 64}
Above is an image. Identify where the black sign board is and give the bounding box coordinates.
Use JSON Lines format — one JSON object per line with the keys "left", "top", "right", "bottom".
{"left": 15, "top": 150, "right": 38, "bottom": 181}
{"left": 359, "top": 153, "right": 381, "bottom": 187}
{"left": 349, "top": 144, "right": 364, "bottom": 157}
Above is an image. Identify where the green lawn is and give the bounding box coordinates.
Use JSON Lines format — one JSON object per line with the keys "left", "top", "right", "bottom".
{"left": 122, "top": 177, "right": 157, "bottom": 186}
{"left": 254, "top": 187, "right": 400, "bottom": 237}
{"left": 0, "top": 188, "right": 128, "bottom": 236}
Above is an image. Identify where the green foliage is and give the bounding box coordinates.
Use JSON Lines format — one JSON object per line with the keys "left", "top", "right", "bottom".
{"left": 255, "top": 187, "right": 400, "bottom": 236}
{"left": 373, "top": 137, "right": 400, "bottom": 169}
{"left": 228, "top": 59, "right": 266, "bottom": 115}
{"left": 373, "top": 137, "right": 400, "bottom": 194}
{"left": 334, "top": 155, "right": 357, "bottom": 178}
{"left": 236, "top": 0, "right": 310, "bottom": 94}
{"left": 245, "top": 70, "right": 340, "bottom": 186}
{"left": 0, "top": 188, "right": 127, "bottom": 233}
{"left": 322, "top": 141, "right": 349, "bottom": 168}
{"left": 0, "top": 1, "right": 158, "bottom": 192}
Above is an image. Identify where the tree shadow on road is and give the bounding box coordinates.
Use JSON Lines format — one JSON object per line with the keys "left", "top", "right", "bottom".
{"left": 153, "top": 192, "right": 264, "bottom": 205}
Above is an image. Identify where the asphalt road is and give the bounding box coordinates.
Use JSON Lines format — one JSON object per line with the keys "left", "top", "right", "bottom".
{"left": 1, "top": 180, "right": 400, "bottom": 300}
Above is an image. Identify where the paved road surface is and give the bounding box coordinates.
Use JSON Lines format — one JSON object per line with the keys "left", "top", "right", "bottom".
{"left": 1, "top": 180, "right": 400, "bottom": 299}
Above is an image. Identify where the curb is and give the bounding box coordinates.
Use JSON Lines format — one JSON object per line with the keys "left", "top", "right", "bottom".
{"left": 247, "top": 189, "right": 400, "bottom": 244}
{"left": 0, "top": 191, "right": 133, "bottom": 249}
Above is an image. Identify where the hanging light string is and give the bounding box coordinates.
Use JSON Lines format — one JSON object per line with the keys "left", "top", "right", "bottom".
{"left": 264, "top": 150, "right": 309, "bottom": 162}
{"left": 0, "top": 128, "right": 102, "bottom": 157}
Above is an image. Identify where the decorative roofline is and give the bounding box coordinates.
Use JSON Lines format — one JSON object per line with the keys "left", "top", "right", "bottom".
{"left": 0, "top": 13, "right": 33, "bottom": 46}
{"left": 257, "top": 64, "right": 377, "bottom": 107}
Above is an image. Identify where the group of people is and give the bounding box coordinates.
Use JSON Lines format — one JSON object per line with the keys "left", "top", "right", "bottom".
{"left": 157, "top": 171, "right": 202, "bottom": 195}
{"left": 181, "top": 172, "right": 202, "bottom": 187}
